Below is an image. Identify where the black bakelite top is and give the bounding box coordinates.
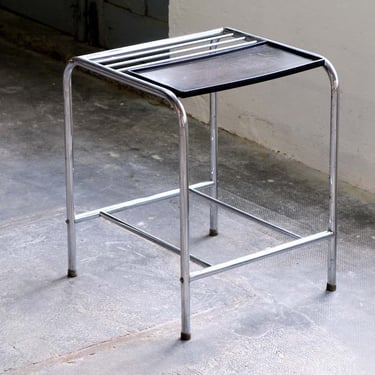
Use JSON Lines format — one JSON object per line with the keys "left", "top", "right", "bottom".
{"left": 129, "top": 42, "right": 324, "bottom": 98}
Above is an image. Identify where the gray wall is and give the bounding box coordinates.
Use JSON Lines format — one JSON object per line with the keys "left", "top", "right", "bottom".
{"left": 0, "top": 0, "right": 169, "bottom": 48}
{"left": 102, "top": 0, "right": 168, "bottom": 47}
{"left": 0, "top": 0, "right": 84, "bottom": 39}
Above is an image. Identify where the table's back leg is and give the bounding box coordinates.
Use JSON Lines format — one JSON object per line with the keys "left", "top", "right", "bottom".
{"left": 209, "top": 92, "right": 219, "bottom": 236}
{"left": 324, "top": 60, "right": 339, "bottom": 292}
{"left": 63, "top": 62, "right": 78, "bottom": 278}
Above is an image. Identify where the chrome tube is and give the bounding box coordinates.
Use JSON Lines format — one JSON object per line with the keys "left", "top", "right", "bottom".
{"left": 118, "top": 40, "right": 257, "bottom": 72}
{"left": 100, "top": 212, "right": 210, "bottom": 267}
{"left": 107, "top": 36, "right": 249, "bottom": 69}
{"left": 324, "top": 59, "right": 339, "bottom": 292}
{"left": 74, "top": 58, "right": 186, "bottom": 108}
{"left": 191, "top": 188, "right": 301, "bottom": 239}
{"left": 63, "top": 61, "right": 78, "bottom": 278}
{"left": 209, "top": 92, "right": 219, "bottom": 236}
{"left": 190, "top": 231, "right": 333, "bottom": 282}
{"left": 75, "top": 180, "right": 213, "bottom": 223}
{"left": 101, "top": 34, "right": 236, "bottom": 65}
{"left": 68, "top": 58, "right": 194, "bottom": 338}
{"left": 83, "top": 28, "right": 226, "bottom": 61}
{"left": 174, "top": 99, "right": 191, "bottom": 341}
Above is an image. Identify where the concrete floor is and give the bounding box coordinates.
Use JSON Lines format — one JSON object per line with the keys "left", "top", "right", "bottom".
{"left": 0, "top": 9, "right": 375, "bottom": 375}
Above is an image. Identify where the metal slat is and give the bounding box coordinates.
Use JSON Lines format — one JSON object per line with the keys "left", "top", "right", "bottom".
{"left": 119, "top": 40, "right": 259, "bottom": 72}
{"left": 84, "top": 28, "right": 227, "bottom": 61}
{"left": 106, "top": 36, "right": 248, "bottom": 69}
{"left": 96, "top": 34, "right": 237, "bottom": 66}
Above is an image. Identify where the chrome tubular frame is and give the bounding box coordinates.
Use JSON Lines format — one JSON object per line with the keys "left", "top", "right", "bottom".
{"left": 63, "top": 27, "right": 339, "bottom": 341}
{"left": 209, "top": 92, "right": 219, "bottom": 236}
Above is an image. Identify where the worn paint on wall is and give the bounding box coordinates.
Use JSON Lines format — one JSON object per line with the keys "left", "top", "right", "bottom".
{"left": 169, "top": 1, "right": 375, "bottom": 193}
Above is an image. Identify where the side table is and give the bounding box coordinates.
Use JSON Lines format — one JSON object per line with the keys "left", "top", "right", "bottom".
{"left": 63, "top": 27, "right": 339, "bottom": 340}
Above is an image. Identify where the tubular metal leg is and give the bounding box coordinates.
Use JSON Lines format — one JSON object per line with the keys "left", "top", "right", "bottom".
{"left": 176, "top": 102, "right": 191, "bottom": 340}
{"left": 209, "top": 92, "right": 219, "bottom": 236}
{"left": 324, "top": 60, "right": 339, "bottom": 292}
{"left": 63, "top": 62, "right": 78, "bottom": 278}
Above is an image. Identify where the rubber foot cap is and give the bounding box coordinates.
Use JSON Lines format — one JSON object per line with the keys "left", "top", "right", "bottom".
{"left": 326, "top": 283, "right": 336, "bottom": 292}
{"left": 67, "top": 269, "right": 77, "bottom": 278}
{"left": 209, "top": 229, "right": 218, "bottom": 237}
{"left": 180, "top": 332, "right": 191, "bottom": 341}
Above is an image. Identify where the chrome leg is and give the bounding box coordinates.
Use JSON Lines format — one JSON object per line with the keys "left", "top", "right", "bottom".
{"left": 63, "top": 62, "right": 78, "bottom": 278}
{"left": 176, "top": 101, "right": 191, "bottom": 340}
{"left": 209, "top": 92, "right": 219, "bottom": 236}
{"left": 324, "top": 60, "right": 339, "bottom": 292}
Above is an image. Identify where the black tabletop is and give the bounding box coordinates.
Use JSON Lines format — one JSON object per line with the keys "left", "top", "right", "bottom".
{"left": 129, "top": 42, "right": 324, "bottom": 98}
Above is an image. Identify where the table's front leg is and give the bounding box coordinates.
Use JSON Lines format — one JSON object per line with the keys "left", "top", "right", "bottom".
{"left": 63, "top": 61, "right": 78, "bottom": 278}
{"left": 176, "top": 100, "right": 191, "bottom": 340}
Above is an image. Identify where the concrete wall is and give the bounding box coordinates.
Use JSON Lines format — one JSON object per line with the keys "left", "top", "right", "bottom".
{"left": 101, "top": 0, "right": 168, "bottom": 47}
{"left": 169, "top": 1, "right": 375, "bottom": 194}
{"left": 0, "top": 0, "right": 169, "bottom": 48}
{"left": 0, "top": 0, "right": 81, "bottom": 37}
